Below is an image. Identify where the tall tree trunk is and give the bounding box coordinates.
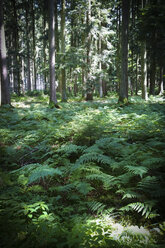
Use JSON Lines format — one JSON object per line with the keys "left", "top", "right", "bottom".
{"left": 116, "top": 3, "right": 121, "bottom": 94}
{"left": 61, "top": 0, "right": 67, "bottom": 102}
{"left": 119, "top": 0, "right": 130, "bottom": 103}
{"left": 85, "top": 0, "right": 93, "bottom": 101}
{"left": 25, "top": 2, "right": 31, "bottom": 91}
{"left": 55, "top": 0, "right": 59, "bottom": 54}
{"left": 43, "top": 0, "right": 47, "bottom": 91}
{"left": 31, "top": 0, "right": 37, "bottom": 90}
{"left": 141, "top": 42, "right": 148, "bottom": 100}
{"left": 149, "top": 55, "right": 156, "bottom": 95}
{"left": 13, "top": 0, "right": 21, "bottom": 95}
{"left": 0, "top": 0, "right": 10, "bottom": 105}
{"left": 48, "top": 0, "right": 57, "bottom": 104}
{"left": 99, "top": 35, "right": 103, "bottom": 98}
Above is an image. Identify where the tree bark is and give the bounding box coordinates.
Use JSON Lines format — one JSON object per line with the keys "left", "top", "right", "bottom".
{"left": 25, "top": 2, "right": 31, "bottom": 91}
{"left": 118, "top": 0, "right": 130, "bottom": 103}
{"left": 48, "top": 0, "right": 57, "bottom": 104}
{"left": 61, "top": 0, "right": 67, "bottom": 102}
{"left": 158, "top": 67, "right": 164, "bottom": 95}
{"left": 85, "top": 0, "right": 93, "bottom": 101}
{"left": 141, "top": 42, "right": 148, "bottom": 100}
{"left": 13, "top": 0, "right": 21, "bottom": 95}
{"left": 0, "top": 0, "right": 10, "bottom": 105}
{"left": 31, "top": 0, "right": 37, "bottom": 90}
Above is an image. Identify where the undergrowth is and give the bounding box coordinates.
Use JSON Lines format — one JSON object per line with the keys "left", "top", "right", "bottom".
{"left": 0, "top": 94, "right": 165, "bottom": 248}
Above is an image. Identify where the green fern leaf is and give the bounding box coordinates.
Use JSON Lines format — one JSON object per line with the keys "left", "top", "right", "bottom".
{"left": 28, "top": 166, "right": 62, "bottom": 184}
{"left": 125, "top": 165, "right": 148, "bottom": 178}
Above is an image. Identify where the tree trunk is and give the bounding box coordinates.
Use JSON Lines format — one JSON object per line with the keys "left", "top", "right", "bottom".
{"left": 0, "top": 0, "right": 10, "bottom": 105}
{"left": 25, "top": 2, "right": 31, "bottom": 91}
{"left": 85, "top": 0, "right": 93, "bottom": 101}
{"left": 158, "top": 67, "right": 164, "bottom": 95}
{"left": 48, "top": 0, "right": 57, "bottom": 104}
{"left": 118, "top": 0, "right": 130, "bottom": 103}
{"left": 99, "top": 36, "right": 103, "bottom": 98}
{"left": 31, "top": 0, "right": 37, "bottom": 90}
{"left": 141, "top": 42, "right": 148, "bottom": 100}
{"left": 43, "top": 1, "right": 47, "bottom": 91}
{"left": 61, "top": 0, "right": 67, "bottom": 102}
{"left": 13, "top": 0, "right": 21, "bottom": 95}
{"left": 149, "top": 55, "right": 156, "bottom": 95}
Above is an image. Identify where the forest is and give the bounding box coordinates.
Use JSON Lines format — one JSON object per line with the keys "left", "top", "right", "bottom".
{"left": 0, "top": 0, "right": 165, "bottom": 247}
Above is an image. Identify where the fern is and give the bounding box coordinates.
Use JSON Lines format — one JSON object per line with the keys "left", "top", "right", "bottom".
{"left": 137, "top": 176, "right": 159, "bottom": 190}
{"left": 76, "top": 152, "right": 113, "bottom": 166}
{"left": 120, "top": 201, "right": 156, "bottom": 218}
{"left": 86, "top": 173, "right": 118, "bottom": 189}
{"left": 28, "top": 166, "right": 62, "bottom": 184}
{"left": 124, "top": 165, "right": 148, "bottom": 178}
{"left": 88, "top": 201, "right": 106, "bottom": 214}
{"left": 75, "top": 182, "right": 94, "bottom": 195}
{"left": 57, "top": 144, "right": 86, "bottom": 156}
{"left": 117, "top": 189, "right": 142, "bottom": 200}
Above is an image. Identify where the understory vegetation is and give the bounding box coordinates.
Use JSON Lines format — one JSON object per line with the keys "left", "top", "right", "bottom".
{"left": 0, "top": 94, "right": 165, "bottom": 248}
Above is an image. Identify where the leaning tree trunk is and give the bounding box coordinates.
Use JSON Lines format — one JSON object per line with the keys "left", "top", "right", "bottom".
{"left": 118, "top": 0, "right": 130, "bottom": 103}
{"left": 0, "top": 0, "right": 10, "bottom": 105}
{"left": 48, "top": 0, "right": 57, "bottom": 105}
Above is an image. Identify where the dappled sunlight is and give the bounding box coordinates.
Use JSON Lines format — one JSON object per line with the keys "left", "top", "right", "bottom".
{"left": 0, "top": 95, "right": 165, "bottom": 247}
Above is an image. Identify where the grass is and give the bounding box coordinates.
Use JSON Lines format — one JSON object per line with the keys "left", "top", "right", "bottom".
{"left": 0, "top": 94, "right": 165, "bottom": 248}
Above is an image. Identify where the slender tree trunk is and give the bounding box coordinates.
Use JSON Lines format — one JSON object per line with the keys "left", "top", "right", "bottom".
{"left": 116, "top": 3, "right": 121, "bottom": 94}
{"left": 119, "top": 0, "right": 130, "bottom": 103}
{"left": 141, "top": 42, "right": 148, "bottom": 100}
{"left": 48, "top": 0, "right": 57, "bottom": 104}
{"left": 13, "top": 0, "right": 21, "bottom": 95}
{"left": 31, "top": 0, "right": 37, "bottom": 90}
{"left": 25, "top": 2, "right": 31, "bottom": 91}
{"left": 149, "top": 55, "right": 156, "bottom": 95}
{"left": 61, "top": 0, "right": 67, "bottom": 102}
{"left": 158, "top": 67, "right": 164, "bottom": 95}
{"left": 43, "top": 1, "right": 47, "bottom": 91}
{"left": 99, "top": 35, "right": 103, "bottom": 98}
{"left": 55, "top": 0, "right": 59, "bottom": 54}
{"left": 0, "top": 0, "right": 10, "bottom": 105}
{"left": 85, "top": 0, "right": 93, "bottom": 101}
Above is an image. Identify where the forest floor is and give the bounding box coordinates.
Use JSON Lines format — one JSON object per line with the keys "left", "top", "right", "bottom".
{"left": 0, "top": 94, "right": 165, "bottom": 248}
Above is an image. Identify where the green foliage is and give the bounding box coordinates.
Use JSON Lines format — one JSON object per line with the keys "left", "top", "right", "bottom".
{"left": 0, "top": 95, "right": 165, "bottom": 247}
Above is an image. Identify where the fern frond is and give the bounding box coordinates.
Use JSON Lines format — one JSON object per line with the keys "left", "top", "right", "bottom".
{"left": 86, "top": 173, "right": 118, "bottom": 189}
{"left": 137, "top": 176, "right": 159, "bottom": 190}
{"left": 83, "top": 144, "right": 103, "bottom": 154}
{"left": 88, "top": 201, "right": 106, "bottom": 214}
{"left": 57, "top": 144, "right": 86, "bottom": 156}
{"left": 28, "top": 166, "right": 63, "bottom": 184}
{"left": 117, "top": 189, "right": 142, "bottom": 199}
{"left": 11, "top": 163, "right": 41, "bottom": 173}
{"left": 75, "top": 181, "right": 94, "bottom": 195}
{"left": 120, "top": 201, "right": 156, "bottom": 218}
{"left": 76, "top": 152, "right": 113, "bottom": 166}
{"left": 55, "top": 183, "right": 75, "bottom": 193}
{"left": 125, "top": 165, "right": 148, "bottom": 178}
